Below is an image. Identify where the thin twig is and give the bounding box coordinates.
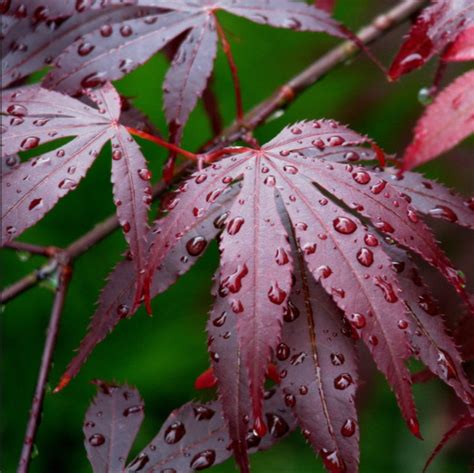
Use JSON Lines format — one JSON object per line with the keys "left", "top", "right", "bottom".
{"left": 214, "top": 16, "right": 244, "bottom": 122}
{"left": 17, "top": 263, "right": 72, "bottom": 473}
{"left": 3, "top": 241, "right": 56, "bottom": 257}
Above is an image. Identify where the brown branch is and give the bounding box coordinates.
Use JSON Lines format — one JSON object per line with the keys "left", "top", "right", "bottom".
{"left": 17, "top": 262, "right": 72, "bottom": 473}
{"left": 3, "top": 241, "right": 57, "bottom": 257}
{"left": 2, "top": 0, "right": 426, "bottom": 302}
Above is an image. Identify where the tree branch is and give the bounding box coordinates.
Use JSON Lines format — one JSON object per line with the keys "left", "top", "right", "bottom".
{"left": 17, "top": 262, "right": 72, "bottom": 473}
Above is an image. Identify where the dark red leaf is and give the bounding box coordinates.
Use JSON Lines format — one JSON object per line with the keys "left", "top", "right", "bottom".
{"left": 388, "top": 0, "right": 474, "bottom": 79}
{"left": 442, "top": 25, "right": 474, "bottom": 62}
{"left": 1, "top": 4, "right": 146, "bottom": 89}
{"left": 277, "top": 232, "right": 359, "bottom": 473}
{"left": 1, "top": 83, "right": 151, "bottom": 284}
{"left": 314, "top": 0, "right": 336, "bottom": 14}
{"left": 381, "top": 243, "right": 473, "bottom": 406}
{"left": 402, "top": 70, "right": 474, "bottom": 171}
{"left": 84, "top": 381, "right": 144, "bottom": 473}
{"left": 84, "top": 381, "right": 295, "bottom": 473}
{"left": 379, "top": 168, "right": 474, "bottom": 230}
{"left": 423, "top": 413, "right": 474, "bottom": 472}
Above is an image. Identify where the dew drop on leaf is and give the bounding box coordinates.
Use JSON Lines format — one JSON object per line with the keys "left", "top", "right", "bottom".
{"left": 266, "top": 413, "right": 290, "bottom": 438}
{"left": 88, "top": 434, "right": 105, "bottom": 447}
{"left": 283, "top": 300, "right": 300, "bottom": 322}
{"left": 21, "top": 136, "right": 40, "bottom": 150}
{"left": 164, "top": 422, "right": 186, "bottom": 444}
{"left": 352, "top": 171, "right": 371, "bottom": 185}
{"left": 333, "top": 217, "right": 357, "bottom": 234}
{"left": 186, "top": 236, "right": 207, "bottom": 256}
{"left": 189, "top": 449, "right": 216, "bottom": 470}
{"left": 330, "top": 353, "right": 345, "bottom": 366}
{"left": 341, "top": 418, "right": 356, "bottom": 437}
{"left": 227, "top": 217, "right": 244, "bottom": 235}
{"left": 428, "top": 205, "right": 458, "bottom": 222}
{"left": 267, "top": 282, "right": 287, "bottom": 305}
{"left": 356, "top": 247, "right": 374, "bottom": 267}
{"left": 123, "top": 405, "right": 143, "bottom": 416}
{"left": 334, "top": 373, "right": 353, "bottom": 390}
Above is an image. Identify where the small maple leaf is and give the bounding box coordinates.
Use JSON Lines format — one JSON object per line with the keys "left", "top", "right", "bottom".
{"left": 401, "top": 70, "right": 474, "bottom": 170}
{"left": 388, "top": 0, "right": 474, "bottom": 80}
{"left": 1, "top": 83, "right": 151, "bottom": 286}
{"left": 83, "top": 381, "right": 295, "bottom": 473}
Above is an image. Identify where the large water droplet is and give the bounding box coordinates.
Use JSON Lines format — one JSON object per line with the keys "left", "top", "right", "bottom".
{"left": 78, "top": 42, "right": 94, "bottom": 56}
{"left": 227, "top": 217, "right": 244, "bottom": 235}
{"left": 193, "top": 405, "right": 215, "bottom": 421}
{"left": 138, "top": 168, "right": 151, "bottom": 181}
{"left": 266, "top": 413, "right": 289, "bottom": 438}
{"left": 356, "top": 247, "right": 374, "bottom": 267}
{"left": 428, "top": 205, "right": 458, "bottom": 222}
{"left": 364, "top": 233, "right": 378, "bottom": 247}
{"left": 189, "top": 449, "right": 216, "bottom": 470}
{"left": 330, "top": 353, "right": 345, "bottom": 366}
{"left": 276, "top": 343, "right": 290, "bottom": 361}
{"left": 186, "top": 236, "right": 207, "bottom": 256}
{"left": 21, "top": 136, "right": 40, "bottom": 150}
{"left": 320, "top": 448, "right": 346, "bottom": 473}
{"left": 283, "top": 165, "right": 298, "bottom": 174}
{"left": 334, "top": 373, "right": 353, "bottom": 390}
{"left": 88, "top": 433, "right": 105, "bottom": 447}
{"left": 28, "top": 198, "right": 43, "bottom": 211}
{"left": 7, "top": 104, "right": 27, "bottom": 116}
{"left": 374, "top": 277, "right": 398, "bottom": 303}
{"left": 352, "top": 170, "right": 371, "bottom": 185}
{"left": 348, "top": 313, "right": 366, "bottom": 329}
{"left": 128, "top": 453, "right": 149, "bottom": 472}
{"left": 267, "top": 282, "right": 287, "bottom": 305}
{"left": 333, "top": 217, "right": 357, "bottom": 234}
{"left": 283, "top": 300, "right": 300, "bottom": 322}
{"left": 120, "top": 24, "right": 133, "bottom": 37}
{"left": 212, "top": 311, "right": 227, "bottom": 327}
{"left": 164, "top": 421, "right": 186, "bottom": 444}
{"left": 220, "top": 264, "right": 248, "bottom": 294}
{"left": 275, "top": 247, "right": 289, "bottom": 265}
{"left": 341, "top": 418, "right": 356, "bottom": 437}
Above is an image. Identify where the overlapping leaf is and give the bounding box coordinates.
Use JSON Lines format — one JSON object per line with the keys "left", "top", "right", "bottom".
{"left": 389, "top": 0, "right": 474, "bottom": 79}
{"left": 401, "top": 70, "right": 474, "bottom": 170}
{"left": 43, "top": 0, "right": 347, "bottom": 142}
{"left": 84, "top": 381, "right": 295, "bottom": 473}
{"left": 1, "top": 3, "right": 151, "bottom": 89}
{"left": 0, "top": 83, "right": 151, "bottom": 285}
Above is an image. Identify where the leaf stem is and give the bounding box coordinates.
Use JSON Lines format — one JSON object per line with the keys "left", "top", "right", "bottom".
{"left": 214, "top": 16, "right": 244, "bottom": 122}
{"left": 17, "top": 263, "right": 72, "bottom": 473}
{"left": 126, "top": 127, "right": 198, "bottom": 162}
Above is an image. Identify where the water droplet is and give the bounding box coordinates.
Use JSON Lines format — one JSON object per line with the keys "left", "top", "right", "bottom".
{"left": 290, "top": 126, "right": 302, "bottom": 135}
{"left": 246, "top": 431, "right": 261, "bottom": 449}
{"left": 319, "top": 198, "right": 328, "bottom": 206}
{"left": 283, "top": 300, "right": 300, "bottom": 322}
{"left": 397, "top": 320, "right": 408, "bottom": 329}
{"left": 320, "top": 449, "right": 346, "bottom": 473}
{"left": 213, "top": 311, "right": 227, "bottom": 328}
{"left": 418, "top": 294, "right": 438, "bottom": 315}
{"left": 333, "top": 217, "right": 357, "bottom": 234}
{"left": 352, "top": 171, "right": 371, "bottom": 185}
{"left": 374, "top": 221, "right": 395, "bottom": 233}
{"left": 275, "top": 247, "right": 289, "bottom": 265}
{"left": 267, "top": 282, "right": 287, "bottom": 305}
{"left": 7, "top": 104, "right": 27, "bottom": 116}
{"left": 120, "top": 24, "right": 133, "bottom": 37}
{"left": 344, "top": 151, "right": 359, "bottom": 162}
{"left": 264, "top": 175, "right": 276, "bottom": 187}
{"left": 123, "top": 405, "right": 143, "bottom": 416}
{"left": 78, "top": 42, "right": 94, "bottom": 56}
{"left": 128, "top": 453, "right": 149, "bottom": 471}
{"left": 316, "top": 265, "right": 332, "bottom": 279}
{"left": 364, "top": 233, "right": 378, "bottom": 247}
{"left": 186, "top": 236, "right": 207, "bottom": 256}
{"left": 193, "top": 405, "right": 215, "bottom": 420}
{"left": 284, "top": 394, "right": 296, "bottom": 407}
{"left": 374, "top": 277, "right": 398, "bottom": 303}
{"left": 356, "top": 247, "right": 374, "bottom": 267}
{"left": 227, "top": 217, "right": 244, "bottom": 235}
{"left": 407, "top": 208, "right": 419, "bottom": 223}
{"left": 437, "top": 350, "right": 457, "bottom": 380}
{"left": 370, "top": 180, "right": 387, "bottom": 194}
{"left": 164, "top": 421, "right": 186, "bottom": 444}
{"left": 58, "top": 178, "right": 77, "bottom": 190}
{"left": 418, "top": 87, "right": 433, "bottom": 106}
{"left": 330, "top": 353, "right": 345, "bottom": 366}
{"left": 195, "top": 174, "right": 207, "bottom": 184}
{"left": 81, "top": 72, "right": 106, "bottom": 89}
{"left": 341, "top": 419, "right": 356, "bottom": 437}
{"left": 348, "top": 313, "right": 366, "bottom": 329}
{"left": 21, "top": 136, "right": 40, "bottom": 150}
{"left": 303, "top": 243, "right": 317, "bottom": 255}
{"left": 231, "top": 299, "right": 244, "bottom": 313}
{"left": 100, "top": 24, "right": 113, "bottom": 37}
{"left": 220, "top": 264, "right": 248, "bottom": 294}
{"left": 312, "top": 138, "right": 325, "bottom": 150}
{"left": 122, "top": 222, "right": 131, "bottom": 233}
{"left": 266, "top": 413, "right": 289, "bottom": 438}
{"left": 116, "top": 304, "right": 129, "bottom": 318}
{"left": 428, "top": 205, "right": 458, "bottom": 222}
{"left": 89, "top": 434, "right": 105, "bottom": 447}
{"left": 213, "top": 211, "right": 228, "bottom": 229}
{"left": 334, "top": 373, "right": 353, "bottom": 390}
{"left": 137, "top": 168, "right": 151, "bottom": 181}
{"left": 56, "top": 149, "right": 65, "bottom": 158}
{"left": 368, "top": 335, "right": 379, "bottom": 346}
{"left": 294, "top": 222, "right": 308, "bottom": 231}
{"left": 283, "top": 165, "right": 298, "bottom": 174}
{"left": 328, "top": 135, "right": 344, "bottom": 146}
{"left": 28, "top": 198, "right": 43, "bottom": 211}
{"left": 276, "top": 343, "right": 290, "bottom": 361}
{"left": 189, "top": 449, "right": 216, "bottom": 470}
{"left": 290, "top": 352, "right": 306, "bottom": 365}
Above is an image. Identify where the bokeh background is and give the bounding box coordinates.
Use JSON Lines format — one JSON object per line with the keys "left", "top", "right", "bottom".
{"left": 1, "top": 1, "right": 473, "bottom": 471}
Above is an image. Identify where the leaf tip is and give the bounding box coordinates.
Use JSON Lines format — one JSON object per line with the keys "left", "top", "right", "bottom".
{"left": 53, "top": 374, "right": 72, "bottom": 393}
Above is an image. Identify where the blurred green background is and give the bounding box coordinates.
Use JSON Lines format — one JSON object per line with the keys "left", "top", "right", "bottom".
{"left": 1, "top": 1, "right": 473, "bottom": 472}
